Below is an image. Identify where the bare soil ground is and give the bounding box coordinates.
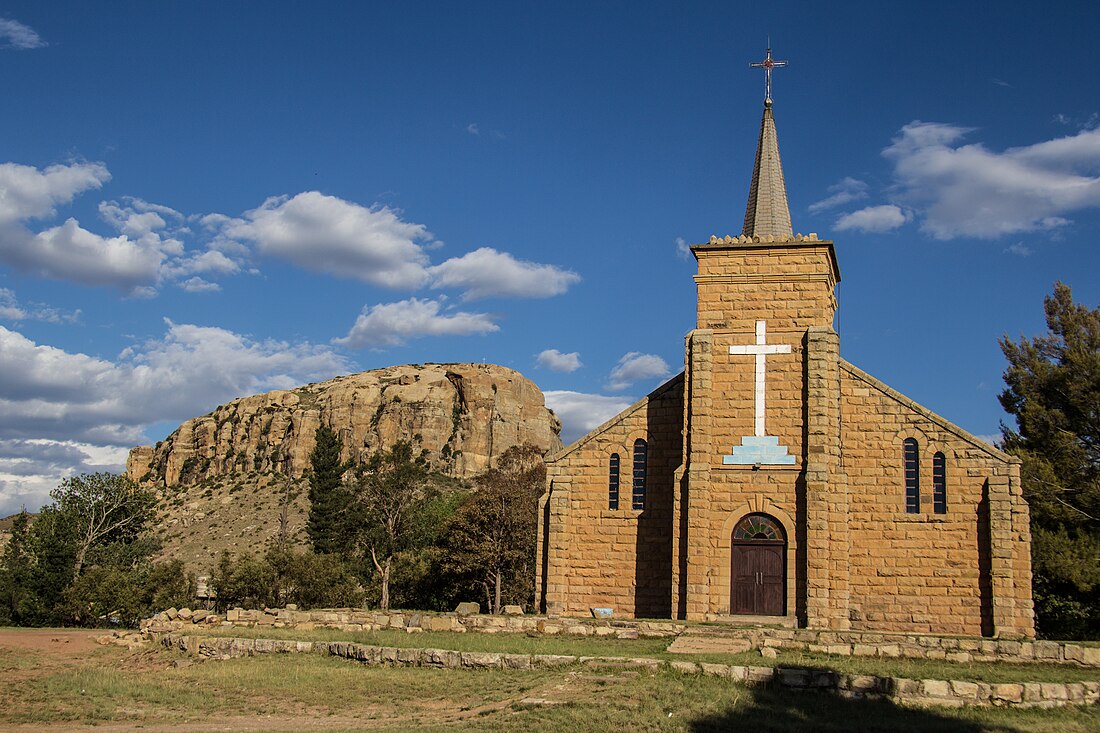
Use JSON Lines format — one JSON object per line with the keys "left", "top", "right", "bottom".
{"left": 0, "top": 628, "right": 100, "bottom": 654}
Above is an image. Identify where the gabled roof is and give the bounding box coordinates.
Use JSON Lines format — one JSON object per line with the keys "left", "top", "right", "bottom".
{"left": 841, "top": 360, "right": 1015, "bottom": 462}
{"left": 547, "top": 373, "right": 685, "bottom": 462}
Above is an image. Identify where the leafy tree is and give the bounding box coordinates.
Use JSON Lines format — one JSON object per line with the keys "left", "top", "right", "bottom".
{"left": 210, "top": 550, "right": 276, "bottom": 611}
{"left": 145, "top": 559, "right": 197, "bottom": 611}
{"left": 279, "top": 550, "right": 362, "bottom": 609}
{"left": 209, "top": 548, "right": 361, "bottom": 611}
{"left": 0, "top": 474, "right": 190, "bottom": 627}
{"left": 306, "top": 426, "right": 352, "bottom": 555}
{"left": 442, "top": 445, "right": 545, "bottom": 613}
{"left": 51, "top": 473, "right": 156, "bottom": 578}
{"left": 1000, "top": 282, "right": 1100, "bottom": 638}
{"left": 353, "top": 441, "right": 429, "bottom": 610}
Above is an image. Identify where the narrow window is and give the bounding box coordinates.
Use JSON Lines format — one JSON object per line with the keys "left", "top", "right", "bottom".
{"left": 904, "top": 438, "right": 920, "bottom": 513}
{"left": 933, "top": 452, "right": 947, "bottom": 514}
{"left": 632, "top": 439, "right": 647, "bottom": 510}
{"left": 608, "top": 453, "right": 620, "bottom": 510}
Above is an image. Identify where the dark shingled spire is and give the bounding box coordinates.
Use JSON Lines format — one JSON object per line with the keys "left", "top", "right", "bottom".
{"left": 742, "top": 99, "right": 793, "bottom": 239}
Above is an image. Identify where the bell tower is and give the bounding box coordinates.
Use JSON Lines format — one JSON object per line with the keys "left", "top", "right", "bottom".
{"left": 673, "top": 48, "right": 850, "bottom": 628}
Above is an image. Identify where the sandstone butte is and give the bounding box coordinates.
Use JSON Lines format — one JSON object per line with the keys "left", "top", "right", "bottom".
{"left": 127, "top": 363, "right": 563, "bottom": 487}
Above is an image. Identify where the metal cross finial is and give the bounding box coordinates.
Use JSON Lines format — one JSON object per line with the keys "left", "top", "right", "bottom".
{"left": 750, "top": 46, "right": 787, "bottom": 103}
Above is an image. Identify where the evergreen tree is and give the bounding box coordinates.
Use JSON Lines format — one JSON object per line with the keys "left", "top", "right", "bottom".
{"left": 306, "top": 425, "right": 352, "bottom": 554}
{"left": 1000, "top": 282, "right": 1100, "bottom": 638}
{"left": 0, "top": 512, "right": 41, "bottom": 625}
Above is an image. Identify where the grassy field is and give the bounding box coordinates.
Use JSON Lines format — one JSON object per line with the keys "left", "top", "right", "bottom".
{"left": 190, "top": 625, "right": 1100, "bottom": 684}
{"left": 2, "top": 628, "right": 1098, "bottom": 733}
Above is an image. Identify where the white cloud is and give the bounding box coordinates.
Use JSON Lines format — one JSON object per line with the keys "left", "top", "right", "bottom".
{"left": 537, "top": 349, "right": 582, "bottom": 373}
{"left": 0, "top": 288, "right": 80, "bottom": 323}
{"left": 466, "top": 123, "right": 480, "bottom": 135}
{"left": 0, "top": 321, "right": 350, "bottom": 449}
{"left": 1005, "top": 242, "right": 1032, "bottom": 257}
{"left": 0, "top": 18, "right": 45, "bottom": 50}
{"left": 543, "top": 391, "right": 633, "bottom": 445}
{"left": 0, "top": 166, "right": 207, "bottom": 294}
{"left": 334, "top": 297, "right": 499, "bottom": 348}
{"left": 881, "top": 121, "right": 1100, "bottom": 239}
{"left": 161, "top": 249, "right": 242, "bottom": 279}
{"left": 0, "top": 161, "right": 110, "bottom": 224}
{"left": 675, "top": 237, "right": 692, "bottom": 260}
{"left": 1, "top": 165, "right": 575, "bottom": 302}
{"left": 835, "top": 204, "right": 911, "bottom": 233}
{"left": 223, "top": 191, "right": 434, "bottom": 288}
{"left": 0, "top": 440, "right": 128, "bottom": 516}
{"left": 428, "top": 247, "right": 580, "bottom": 300}
{"left": 808, "top": 177, "right": 868, "bottom": 214}
{"left": 607, "top": 351, "right": 671, "bottom": 391}
{"left": 20, "top": 218, "right": 166, "bottom": 291}
{"left": 178, "top": 276, "right": 221, "bottom": 293}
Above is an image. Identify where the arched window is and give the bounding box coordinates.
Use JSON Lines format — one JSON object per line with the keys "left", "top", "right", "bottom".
{"left": 903, "top": 438, "right": 920, "bottom": 513}
{"left": 608, "top": 453, "right": 620, "bottom": 510}
{"left": 632, "top": 439, "right": 647, "bottom": 510}
{"left": 932, "top": 452, "right": 947, "bottom": 514}
{"left": 733, "top": 513, "right": 785, "bottom": 541}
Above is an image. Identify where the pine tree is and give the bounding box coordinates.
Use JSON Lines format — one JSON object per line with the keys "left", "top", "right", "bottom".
{"left": 1000, "top": 282, "right": 1100, "bottom": 638}
{"left": 306, "top": 426, "right": 351, "bottom": 555}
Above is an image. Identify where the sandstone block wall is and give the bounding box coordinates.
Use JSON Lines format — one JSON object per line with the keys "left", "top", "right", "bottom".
{"left": 840, "top": 362, "right": 1034, "bottom": 638}
{"left": 539, "top": 376, "right": 684, "bottom": 618}
{"left": 692, "top": 240, "right": 839, "bottom": 333}
{"left": 675, "top": 241, "right": 841, "bottom": 623}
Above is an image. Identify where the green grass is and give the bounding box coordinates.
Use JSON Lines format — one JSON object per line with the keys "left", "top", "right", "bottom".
{"left": 3, "top": 639, "right": 1098, "bottom": 732}
{"left": 190, "top": 625, "right": 1100, "bottom": 684}
{"left": 8, "top": 647, "right": 1100, "bottom": 726}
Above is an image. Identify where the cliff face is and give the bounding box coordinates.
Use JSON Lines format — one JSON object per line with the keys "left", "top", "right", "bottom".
{"left": 127, "top": 363, "right": 562, "bottom": 487}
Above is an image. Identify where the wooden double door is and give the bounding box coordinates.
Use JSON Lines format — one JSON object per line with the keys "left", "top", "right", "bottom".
{"left": 731, "top": 542, "right": 785, "bottom": 616}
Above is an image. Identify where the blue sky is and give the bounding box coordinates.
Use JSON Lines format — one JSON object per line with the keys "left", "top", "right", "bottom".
{"left": 2, "top": 1, "right": 1099, "bottom": 515}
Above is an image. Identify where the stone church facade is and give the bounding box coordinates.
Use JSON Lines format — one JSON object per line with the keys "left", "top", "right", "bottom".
{"left": 535, "top": 81, "right": 1035, "bottom": 638}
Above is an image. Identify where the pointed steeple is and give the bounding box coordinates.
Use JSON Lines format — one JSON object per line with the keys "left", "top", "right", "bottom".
{"left": 742, "top": 48, "right": 793, "bottom": 239}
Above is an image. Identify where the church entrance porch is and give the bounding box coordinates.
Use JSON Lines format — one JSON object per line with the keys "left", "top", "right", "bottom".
{"left": 730, "top": 514, "right": 786, "bottom": 616}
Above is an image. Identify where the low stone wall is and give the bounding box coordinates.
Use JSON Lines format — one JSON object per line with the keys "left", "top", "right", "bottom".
{"left": 141, "top": 607, "right": 1099, "bottom": 668}
{"left": 689, "top": 627, "right": 1100, "bottom": 668}
{"left": 142, "top": 606, "right": 684, "bottom": 639}
{"left": 157, "top": 633, "right": 1100, "bottom": 710}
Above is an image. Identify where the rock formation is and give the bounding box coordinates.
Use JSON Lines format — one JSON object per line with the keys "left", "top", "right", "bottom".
{"left": 128, "top": 363, "right": 562, "bottom": 487}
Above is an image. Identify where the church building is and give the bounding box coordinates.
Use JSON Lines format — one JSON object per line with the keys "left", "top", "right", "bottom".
{"left": 536, "top": 51, "right": 1035, "bottom": 638}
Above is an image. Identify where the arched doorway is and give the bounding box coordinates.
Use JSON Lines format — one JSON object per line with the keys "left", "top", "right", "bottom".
{"left": 731, "top": 513, "right": 786, "bottom": 616}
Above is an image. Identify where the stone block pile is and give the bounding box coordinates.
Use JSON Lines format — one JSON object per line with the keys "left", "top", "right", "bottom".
{"left": 141, "top": 606, "right": 685, "bottom": 639}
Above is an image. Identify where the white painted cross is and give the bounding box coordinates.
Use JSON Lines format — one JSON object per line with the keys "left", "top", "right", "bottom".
{"left": 729, "top": 320, "right": 791, "bottom": 437}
